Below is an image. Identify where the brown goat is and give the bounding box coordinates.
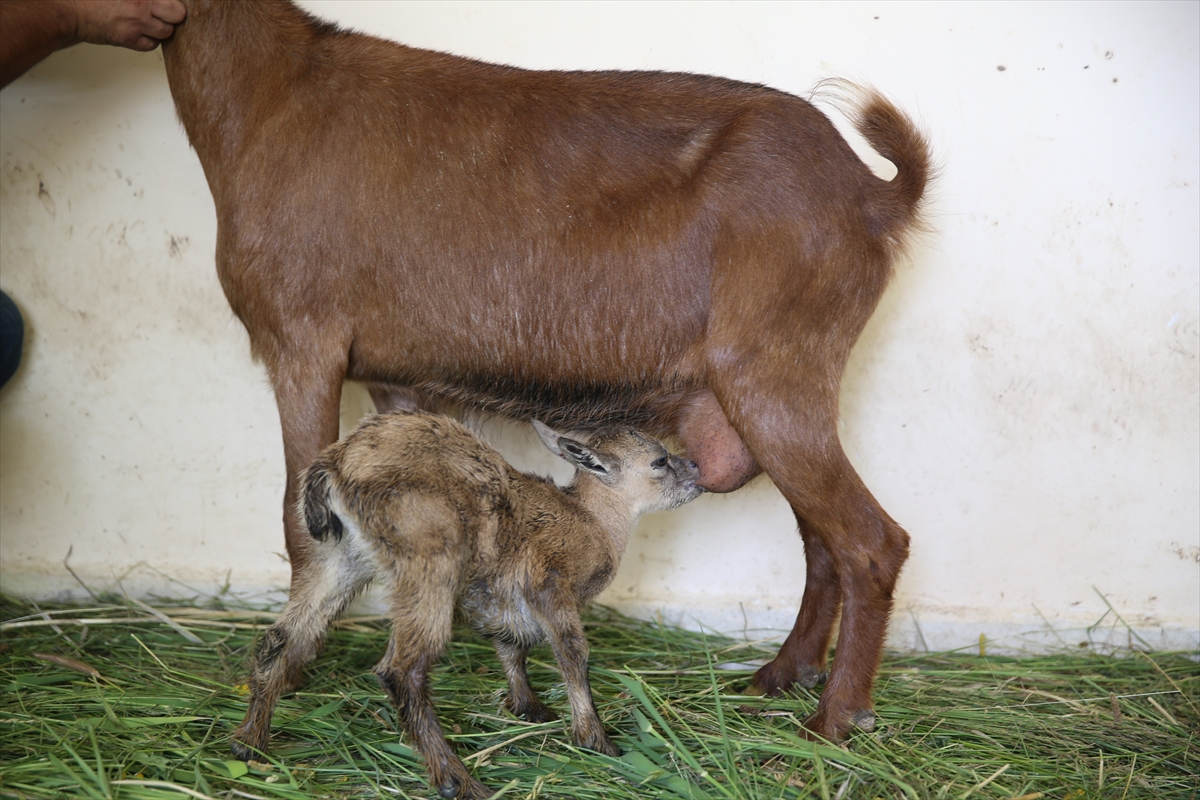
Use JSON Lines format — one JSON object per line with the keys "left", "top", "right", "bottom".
{"left": 162, "top": 1, "right": 931, "bottom": 741}
{"left": 231, "top": 411, "right": 703, "bottom": 799}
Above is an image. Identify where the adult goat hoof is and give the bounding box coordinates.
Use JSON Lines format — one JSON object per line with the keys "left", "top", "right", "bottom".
{"left": 850, "top": 709, "right": 877, "bottom": 732}
{"left": 748, "top": 660, "right": 826, "bottom": 696}
{"left": 797, "top": 668, "right": 829, "bottom": 690}
{"left": 800, "top": 707, "right": 875, "bottom": 741}
{"left": 746, "top": 664, "right": 785, "bottom": 696}
{"left": 798, "top": 709, "right": 847, "bottom": 743}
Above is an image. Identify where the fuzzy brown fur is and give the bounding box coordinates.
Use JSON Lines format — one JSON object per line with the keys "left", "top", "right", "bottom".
{"left": 231, "top": 411, "right": 702, "bottom": 800}
{"left": 163, "top": 0, "right": 931, "bottom": 741}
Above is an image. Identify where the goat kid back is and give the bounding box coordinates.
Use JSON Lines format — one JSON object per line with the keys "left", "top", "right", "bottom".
{"left": 232, "top": 411, "right": 703, "bottom": 800}
{"left": 162, "top": 0, "right": 932, "bottom": 742}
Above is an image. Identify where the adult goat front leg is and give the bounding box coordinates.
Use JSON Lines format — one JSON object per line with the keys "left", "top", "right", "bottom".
{"left": 268, "top": 353, "right": 347, "bottom": 582}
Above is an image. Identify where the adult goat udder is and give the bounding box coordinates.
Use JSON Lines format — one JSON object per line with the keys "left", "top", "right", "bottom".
{"left": 161, "top": 0, "right": 931, "bottom": 742}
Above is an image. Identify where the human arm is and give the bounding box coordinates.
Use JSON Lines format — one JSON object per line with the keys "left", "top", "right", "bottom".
{"left": 1, "top": 0, "right": 186, "bottom": 88}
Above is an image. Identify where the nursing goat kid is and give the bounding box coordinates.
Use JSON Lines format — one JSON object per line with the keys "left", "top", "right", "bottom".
{"left": 231, "top": 412, "right": 703, "bottom": 800}
{"left": 162, "top": 0, "right": 932, "bottom": 741}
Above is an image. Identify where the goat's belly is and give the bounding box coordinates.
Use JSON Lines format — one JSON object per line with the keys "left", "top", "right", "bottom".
{"left": 460, "top": 583, "right": 545, "bottom": 647}
{"left": 356, "top": 373, "right": 700, "bottom": 438}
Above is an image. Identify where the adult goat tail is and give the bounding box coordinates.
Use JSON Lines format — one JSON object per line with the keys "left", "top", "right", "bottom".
{"left": 299, "top": 460, "right": 344, "bottom": 543}
{"left": 855, "top": 88, "right": 933, "bottom": 242}
{"left": 815, "top": 79, "right": 934, "bottom": 247}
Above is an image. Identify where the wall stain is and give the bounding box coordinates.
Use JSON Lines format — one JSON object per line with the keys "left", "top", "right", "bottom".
{"left": 168, "top": 235, "right": 191, "bottom": 260}
{"left": 37, "top": 180, "right": 55, "bottom": 218}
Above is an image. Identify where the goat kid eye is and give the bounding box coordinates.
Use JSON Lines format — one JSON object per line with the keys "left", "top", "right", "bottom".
{"left": 651, "top": 456, "right": 669, "bottom": 469}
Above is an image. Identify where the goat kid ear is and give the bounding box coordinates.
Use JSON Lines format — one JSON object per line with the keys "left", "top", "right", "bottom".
{"left": 533, "top": 420, "right": 617, "bottom": 477}
{"left": 559, "top": 438, "right": 618, "bottom": 477}
{"left": 532, "top": 419, "right": 566, "bottom": 457}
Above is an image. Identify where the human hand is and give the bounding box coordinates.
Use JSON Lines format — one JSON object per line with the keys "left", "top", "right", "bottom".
{"left": 72, "top": 0, "right": 186, "bottom": 52}
{"left": 1, "top": 0, "right": 187, "bottom": 87}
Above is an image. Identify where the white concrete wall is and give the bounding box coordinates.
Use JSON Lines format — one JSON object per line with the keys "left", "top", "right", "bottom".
{"left": 1, "top": 1, "right": 1196, "bottom": 653}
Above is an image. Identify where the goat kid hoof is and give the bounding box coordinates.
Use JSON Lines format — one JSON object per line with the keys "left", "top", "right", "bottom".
{"left": 596, "top": 741, "right": 623, "bottom": 758}
{"left": 229, "top": 736, "right": 263, "bottom": 762}
{"left": 850, "top": 709, "right": 877, "bottom": 732}
{"left": 435, "top": 774, "right": 491, "bottom": 800}
{"left": 511, "top": 701, "right": 557, "bottom": 724}
{"left": 578, "top": 734, "right": 621, "bottom": 758}
{"left": 436, "top": 777, "right": 465, "bottom": 799}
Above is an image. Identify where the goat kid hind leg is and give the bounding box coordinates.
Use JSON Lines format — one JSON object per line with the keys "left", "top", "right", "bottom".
{"left": 231, "top": 540, "right": 371, "bottom": 760}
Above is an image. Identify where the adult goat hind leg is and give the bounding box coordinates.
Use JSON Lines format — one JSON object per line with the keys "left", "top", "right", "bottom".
{"left": 710, "top": 336, "right": 908, "bottom": 741}
{"left": 366, "top": 383, "right": 438, "bottom": 415}
{"left": 750, "top": 522, "right": 842, "bottom": 694}
{"left": 762, "top": 438, "right": 908, "bottom": 740}
{"left": 678, "top": 393, "right": 842, "bottom": 690}
{"left": 796, "top": 473, "right": 908, "bottom": 740}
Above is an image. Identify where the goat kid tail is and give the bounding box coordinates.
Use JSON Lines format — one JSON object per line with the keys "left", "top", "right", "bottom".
{"left": 299, "top": 460, "right": 345, "bottom": 543}
{"left": 814, "top": 79, "right": 934, "bottom": 249}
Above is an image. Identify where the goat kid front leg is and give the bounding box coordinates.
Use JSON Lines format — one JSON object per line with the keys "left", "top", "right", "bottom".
{"left": 494, "top": 637, "right": 557, "bottom": 724}
{"left": 536, "top": 595, "right": 620, "bottom": 757}
{"left": 378, "top": 572, "right": 488, "bottom": 800}
{"left": 376, "top": 641, "right": 490, "bottom": 800}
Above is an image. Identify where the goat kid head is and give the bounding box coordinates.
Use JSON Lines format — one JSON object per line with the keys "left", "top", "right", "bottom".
{"left": 533, "top": 419, "right": 703, "bottom": 516}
